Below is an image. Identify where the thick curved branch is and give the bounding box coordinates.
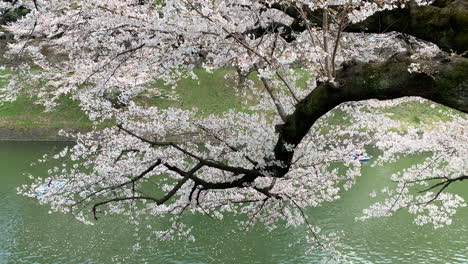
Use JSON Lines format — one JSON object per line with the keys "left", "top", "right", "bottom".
{"left": 271, "top": 53, "right": 468, "bottom": 177}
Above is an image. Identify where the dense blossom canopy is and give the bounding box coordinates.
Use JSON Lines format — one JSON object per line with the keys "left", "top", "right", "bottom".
{"left": 1, "top": 0, "right": 466, "bottom": 257}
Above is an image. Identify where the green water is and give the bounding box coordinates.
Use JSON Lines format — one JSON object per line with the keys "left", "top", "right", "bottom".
{"left": 0, "top": 141, "right": 467, "bottom": 264}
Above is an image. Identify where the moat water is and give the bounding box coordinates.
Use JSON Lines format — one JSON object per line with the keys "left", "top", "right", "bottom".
{"left": 1, "top": 141, "right": 467, "bottom": 264}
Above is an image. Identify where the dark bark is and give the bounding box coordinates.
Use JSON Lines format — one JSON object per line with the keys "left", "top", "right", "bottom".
{"left": 261, "top": 0, "right": 468, "bottom": 55}
{"left": 271, "top": 53, "right": 468, "bottom": 177}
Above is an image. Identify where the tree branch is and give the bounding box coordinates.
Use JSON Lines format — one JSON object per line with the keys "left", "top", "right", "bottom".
{"left": 118, "top": 124, "right": 259, "bottom": 177}
{"left": 271, "top": 53, "right": 468, "bottom": 178}
{"left": 92, "top": 196, "right": 159, "bottom": 220}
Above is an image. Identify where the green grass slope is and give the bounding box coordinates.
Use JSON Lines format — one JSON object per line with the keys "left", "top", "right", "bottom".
{"left": 0, "top": 69, "right": 465, "bottom": 135}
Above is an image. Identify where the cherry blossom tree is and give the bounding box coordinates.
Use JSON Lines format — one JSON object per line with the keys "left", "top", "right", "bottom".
{"left": 1, "top": 0, "right": 467, "bottom": 256}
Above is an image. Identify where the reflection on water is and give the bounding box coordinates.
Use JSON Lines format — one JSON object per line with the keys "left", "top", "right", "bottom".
{"left": 0, "top": 141, "right": 467, "bottom": 264}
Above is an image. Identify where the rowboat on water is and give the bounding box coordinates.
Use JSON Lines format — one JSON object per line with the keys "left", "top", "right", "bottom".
{"left": 352, "top": 152, "right": 371, "bottom": 162}
{"left": 35, "top": 179, "right": 67, "bottom": 196}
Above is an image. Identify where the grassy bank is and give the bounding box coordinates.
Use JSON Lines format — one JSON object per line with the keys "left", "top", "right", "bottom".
{"left": 0, "top": 68, "right": 465, "bottom": 139}
{"left": 0, "top": 69, "right": 249, "bottom": 131}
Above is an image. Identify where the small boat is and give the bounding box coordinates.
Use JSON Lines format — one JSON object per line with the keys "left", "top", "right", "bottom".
{"left": 352, "top": 152, "right": 371, "bottom": 162}
{"left": 35, "top": 179, "right": 67, "bottom": 196}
